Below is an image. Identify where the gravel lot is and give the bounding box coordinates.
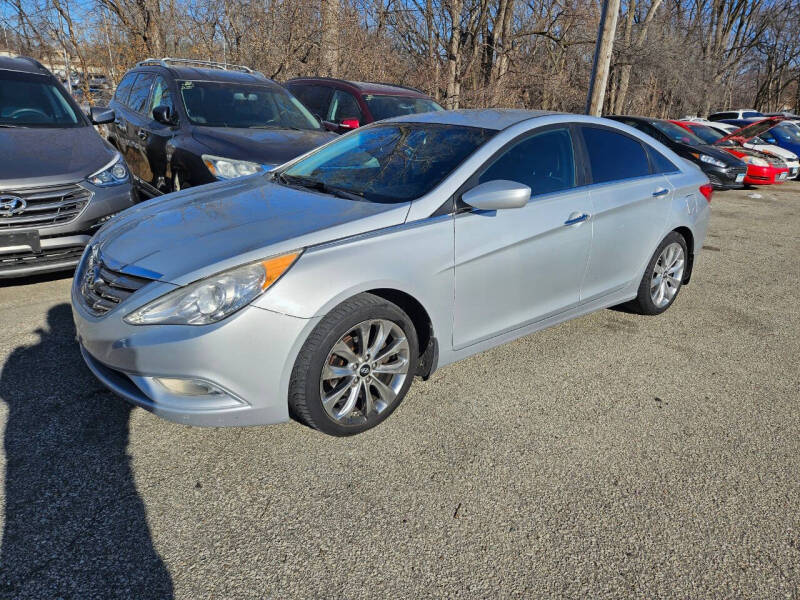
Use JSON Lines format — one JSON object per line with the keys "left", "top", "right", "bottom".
{"left": 0, "top": 184, "right": 798, "bottom": 599}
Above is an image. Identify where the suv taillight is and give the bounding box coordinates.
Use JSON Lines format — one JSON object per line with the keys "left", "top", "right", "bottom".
{"left": 699, "top": 183, "right": 713, "bottom": 202}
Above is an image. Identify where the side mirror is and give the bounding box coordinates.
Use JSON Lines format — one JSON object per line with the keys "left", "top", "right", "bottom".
{"left": 339, "top": 118, "right": 360, "bottom": 130}
{"left": 462, "top": 180, "right": 530, "bottom": 211}
{"left": 152, "top": 105, "right": 175, "bottom": 126}
{"left": 90, "top": 106, "right": 115, "bottom": 125}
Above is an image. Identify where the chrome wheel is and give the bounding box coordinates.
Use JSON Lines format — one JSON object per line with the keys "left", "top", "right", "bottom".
{"left": 651, "top": 242, "right": 685, "bottom": 308}
{"left": 319, "top": 319, "right": 410, "bottom": 425}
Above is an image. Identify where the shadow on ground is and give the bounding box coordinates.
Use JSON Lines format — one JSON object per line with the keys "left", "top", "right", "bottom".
{"left": 0, "top": 304, "right": 173, "bottom": 599}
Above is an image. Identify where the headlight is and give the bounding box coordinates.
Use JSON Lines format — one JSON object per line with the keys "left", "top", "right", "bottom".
{"left": 88, "top": 153, "right": 129, "bottom": 186}
{"left": 742, "top": 156, "right": 768, "bottom": 167}
{"left": 124, "top": 251, "right": 301, "bottom": 325}
{"left": 202, "top": 154, "right": 269, "bottom": 179}
{"left": 694, "top": 153, "right": 727, "bottom": 168}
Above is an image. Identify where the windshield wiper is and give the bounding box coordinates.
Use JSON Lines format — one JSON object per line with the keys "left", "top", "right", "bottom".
{"left": 277, "top": 173, "right": 365, "bottom": 200}
{"left": 0, "top": 124, "right": 24, "bottom": 128}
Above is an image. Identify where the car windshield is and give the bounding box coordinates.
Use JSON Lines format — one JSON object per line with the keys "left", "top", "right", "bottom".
{"left": 652, "top": 120, "right": 705, "bottom": 146}
{"left": 772, "top": 123, "right": 800, "bottom": 143}
{"left": 279, "top": 123, "right": 494, "bottom": 203}
{"left": 0, "top": 70, "right": 84, "bottom": 128}
{"left": 363, "top": 95, "right": 443, "bottom": 121}
{"left": 686, "top": 123, "right": 735, "bottom": 146}
{"left": 179, "top": 80, "right": 321, "bottom": 130}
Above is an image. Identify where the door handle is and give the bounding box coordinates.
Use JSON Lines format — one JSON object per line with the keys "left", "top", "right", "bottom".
{"left": 564, "top": 213, "right": 590, "bottom": 226}
{"left": 137, "top": 129, "right": 148, "bottom": 140}
{"left": 652, "top": 188, "right": 669, "bottom": 197}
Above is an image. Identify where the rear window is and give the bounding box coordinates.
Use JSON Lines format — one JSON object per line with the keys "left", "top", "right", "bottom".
{"left": 709, "top": 112, "right": 737, "bottom": 121}
{"left": 742, "top": 111, "right": 763, "bottom": 119}
{"left": 581, "top": 126, "right": 651, "bottom": 183}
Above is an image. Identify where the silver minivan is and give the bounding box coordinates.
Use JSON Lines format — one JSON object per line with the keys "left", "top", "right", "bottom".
{"left": 72, "top": 110, "right": 711, "bottom": 435}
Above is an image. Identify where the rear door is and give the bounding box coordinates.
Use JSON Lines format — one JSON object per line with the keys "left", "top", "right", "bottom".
{"left": 453, "top": 126, "right": 593, "bottom": 348}
{"left": 578, "top": 125, "right": 672, "bottom": 301}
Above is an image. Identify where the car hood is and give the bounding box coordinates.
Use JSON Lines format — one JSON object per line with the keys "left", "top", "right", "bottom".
{"left": 192, "top": 126, "right": 337, "bottom": 166}
{"left": 675, "top": 142, "right": 743, "bottom": 166}
{"left": 716, "top": 117, "right": 785, "bottom": 145}
{"left": 95, "top": 176, "right": 409, "bottom": 284}
{"left": 0, "top": 125, "right": 117, "bottom": 188}
{"left": 748, "top": 143, "right": 798, "bottom": 161}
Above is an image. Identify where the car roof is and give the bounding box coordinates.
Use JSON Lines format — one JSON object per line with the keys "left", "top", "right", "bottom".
{"left": 385, "top": 108, "right": 560, "bottom": 130}
{"left": 286, "top": 77, "right": 432, "bottom": 98}
{"left": 0, "top": 55, "right": 52, "bottom": 76}
{"left": 607, "top": 114, "right": 660, "bottom": 126}
{"left": 133, "top": 62, "right": 271, "bottom": 84}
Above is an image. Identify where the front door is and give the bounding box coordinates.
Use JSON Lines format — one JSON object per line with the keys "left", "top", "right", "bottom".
{"left": 453, "top": 127, "right": 593, "bottom": 348}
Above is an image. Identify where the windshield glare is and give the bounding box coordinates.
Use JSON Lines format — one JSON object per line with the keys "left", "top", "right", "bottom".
{"left": 281, "top": 123, "right": 494, "bottom": 203}
{"left": 773, "top": 123, "right": 800, "bottom": 143}
{"left": 364, "top": 95, "right": 443, "bottom": 121}
{"left": 653, "top": 121, "right": 705, "bottom": 146}
{"left": 179, "top": 81, "right": 321, "bottom": 130}
{"left": 0, "top": 71, "right": 84, "bottom": 128}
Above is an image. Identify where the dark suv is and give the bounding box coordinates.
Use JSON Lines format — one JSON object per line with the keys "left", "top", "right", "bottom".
{"left": 284, "top": 78, "right": 443, "bottom": 134}
{"left": 0, "top": 56, "right": 135, "bottom": 278}
{"left": 107, "top": 58, "right": 336, "bottom": 195}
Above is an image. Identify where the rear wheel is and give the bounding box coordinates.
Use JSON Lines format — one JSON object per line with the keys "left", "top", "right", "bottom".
{"left": 289, "top": 293, "right": 419, "bottom": 436}
{"left": 628, "top": 232, "right": 688, "bottom": 315}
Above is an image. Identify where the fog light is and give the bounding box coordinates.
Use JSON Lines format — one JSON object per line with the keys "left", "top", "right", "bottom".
{"left": 154, "top": 377, "right": 223, "bottom": 396}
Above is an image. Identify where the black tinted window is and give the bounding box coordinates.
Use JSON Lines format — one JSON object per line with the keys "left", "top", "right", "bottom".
{"left": 328, "top": 90, "right": 362, "bottom": 122}
{"left": 479, "top": 128, "right": 576, "bottom": 195}
{"left": 114, "top": 73, "right": 137, "bottom": 105}
{"left": 581, "top": 127, "right": 651, "bottom": 183}
{"left": 647, "top": 146, "right": 679, "bottom": 174}
{"left": 709, "top": 112, "right": 737, "bottom": 121}
{"left": 127, "top": 73, "right": 154, "bottom": 113}
{"left": 289, "top": 84, "right": 332, "bottom": 118}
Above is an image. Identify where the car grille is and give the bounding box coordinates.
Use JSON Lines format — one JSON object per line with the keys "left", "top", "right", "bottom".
{"left": 80, "top": 250, "right": 151, "bottom": 316}
{"left": 0, "top": 245, "right": 85, "bottom": 273}
{"left": 0, "top": 184, "right": 92, "bottom": 230}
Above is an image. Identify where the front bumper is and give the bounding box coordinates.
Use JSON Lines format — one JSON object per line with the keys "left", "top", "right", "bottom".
{"left": 0, "top": 182, "right": 135, "bottom": 278}
{"left": 72, "top": 279, "right": 320, "bottom": 426}
{"left": 743, "top": 165, "right": 790, "bottom": 185}
{"left": 702, "top": 164, "right": 747, "bottom": 189}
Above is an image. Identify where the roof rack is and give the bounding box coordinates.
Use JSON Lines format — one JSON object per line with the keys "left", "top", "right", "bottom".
{"left": 136, "top": 57, "right": 258, "bottom": 75}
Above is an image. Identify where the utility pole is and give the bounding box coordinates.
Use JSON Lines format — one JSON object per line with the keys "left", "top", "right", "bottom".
{"left": 585, "top": 0, "right": 621, "bottom": 116}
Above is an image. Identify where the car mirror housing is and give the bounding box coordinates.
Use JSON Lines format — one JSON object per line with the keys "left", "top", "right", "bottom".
{"left": 340, "top": 118, "right": 360, "bottom": 130}
{"left": 90, "top": 106, "right": 115, "bottom": 125}
{"left": 153, "top": 105, "right": 176, "bottom": 126}
{"left": 461, "top": 180, "right": 531, "bottom": 211}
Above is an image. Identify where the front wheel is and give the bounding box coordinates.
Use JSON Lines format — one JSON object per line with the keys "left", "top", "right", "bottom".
{"left": 628, "top": 232, "right": 688, "bottom": 315}
{"left": 289, "top": 293, "right": 419, "bottom": 436}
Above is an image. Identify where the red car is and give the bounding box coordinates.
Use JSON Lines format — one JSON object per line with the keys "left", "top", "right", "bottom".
{"left": 672, "top": 120, "right": 789, "bottom": 185}
{"left": 285, "top": 78, "right": 443, "bottom": 134}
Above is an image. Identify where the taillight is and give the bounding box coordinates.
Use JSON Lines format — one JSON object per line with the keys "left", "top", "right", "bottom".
{"left": 699, "top": 183, "right": 713, "bottom": 202}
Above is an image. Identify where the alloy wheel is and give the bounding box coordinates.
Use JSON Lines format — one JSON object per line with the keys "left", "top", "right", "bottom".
{"left": 319, "top": 319, "right": 410, "bottom": 426}
{"left": 651, "top": 242, "right": 685, "bottom": 309}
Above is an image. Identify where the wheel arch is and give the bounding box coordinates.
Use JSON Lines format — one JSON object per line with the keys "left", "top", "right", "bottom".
{"left": 672, "top": 226, "right": 695, "bottom": 284}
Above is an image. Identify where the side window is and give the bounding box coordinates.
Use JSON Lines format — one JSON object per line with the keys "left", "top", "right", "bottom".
{"left": 149, "top": 76, "right": 174, "bottom": 117}
{"left": 647, "top": 146, "right": 679, "bottom": 174}
{"left": 581, "top": 127, "right": 651, "bottom": 183}
{"left": 478, "top": 128, "right": 576, "bottom": 195}
{"left": 328, "top": 90, "right": 363, "bottom": 122}
{"left": 114, "top": 73, "right": 137, "bottom": 106}
{"left": 127, "top": 73, "right": 154, "bottom": 114}
{"left": 289, "top": 84, "right": 332, "bottom": 119}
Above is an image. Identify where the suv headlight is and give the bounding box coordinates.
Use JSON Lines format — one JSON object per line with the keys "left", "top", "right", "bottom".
{"left": 88, "top": 153, "right": 129, "bottom": 186}
{"left": 202, "top": 154, "right": 270, "bottom": 179}
{"left": 124, "top": 251, "right": 301, "bottom": 325}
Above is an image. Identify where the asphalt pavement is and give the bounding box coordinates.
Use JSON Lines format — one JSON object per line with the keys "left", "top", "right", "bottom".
{"left": 0, "top": 184, "right": 798, "bottom": 599}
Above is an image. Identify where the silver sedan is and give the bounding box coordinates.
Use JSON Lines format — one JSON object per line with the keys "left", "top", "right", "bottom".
{"left": 72, "top": 110, "right": 711, "bottom": 435}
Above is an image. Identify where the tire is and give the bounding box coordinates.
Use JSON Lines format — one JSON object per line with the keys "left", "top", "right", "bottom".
{"left": 627, "top": 231, "right": 688, "bottom": 315}
{"left": 289, "top": 293, "right": 419, "bottom": 436}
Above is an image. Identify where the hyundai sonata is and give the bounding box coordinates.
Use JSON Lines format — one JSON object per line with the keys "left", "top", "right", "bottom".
{"left": 72, "top": 110, "right": 711, "bottom": 435}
